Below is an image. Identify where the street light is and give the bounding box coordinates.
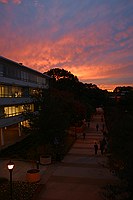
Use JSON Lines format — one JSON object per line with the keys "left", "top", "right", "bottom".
{"left": 7, "top": 160, "right": 15, "bottom": 200}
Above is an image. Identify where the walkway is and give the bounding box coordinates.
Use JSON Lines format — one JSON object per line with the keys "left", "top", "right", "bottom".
{"left": 34, "top": 109, "right": 119, "bottom": 200}
{"left": 0, "top": 108, "right": 119, "bottom": 199}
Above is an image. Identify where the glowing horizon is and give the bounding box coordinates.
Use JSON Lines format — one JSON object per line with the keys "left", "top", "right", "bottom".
{"left": 0, "top": 0, "right": 133, "bottom": 91}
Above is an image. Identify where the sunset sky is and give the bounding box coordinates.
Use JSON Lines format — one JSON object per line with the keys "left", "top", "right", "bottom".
{"left": 0, "top": 0, "right": 133, "bottom": 91}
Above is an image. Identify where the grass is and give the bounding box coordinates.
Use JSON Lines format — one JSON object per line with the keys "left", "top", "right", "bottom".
{"left": 0, "top": 180, "right": 39, "bottom": 200}
{"left": 0, "top": 133, "right": 75, "bottom": 161}
{"left": 102, "top": 183, "right": 130, "bottom": 200}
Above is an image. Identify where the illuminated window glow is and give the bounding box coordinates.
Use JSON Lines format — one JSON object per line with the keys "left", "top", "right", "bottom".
{"left": 4, "top": 104, "right": 34, "bottom": 117}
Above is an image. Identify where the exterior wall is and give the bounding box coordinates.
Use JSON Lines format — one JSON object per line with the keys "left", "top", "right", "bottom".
{"left": 0, "top": 56, "right": 50, "bottom": 148}
{"left": 0, "top": 56, "right": 49, "bottom": 89}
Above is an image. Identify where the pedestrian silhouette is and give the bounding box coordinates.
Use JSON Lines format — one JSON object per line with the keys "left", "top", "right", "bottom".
{"left": 83, "top": 132, "right": 86, "bottom": 139}
{"left": 104, "top": 144, "right": 108, "bottom": 153}
{"left": 94, "top": 142, "right": 98, "bottom": 155}
{"left": 100, "top": 140, "right": 104, "bottom": 155}
{"left": 96, "top": 124, "right": 99, "bottom": 132}
{"left": 75, "top": 132, "right": 77, "bottom": 139}
{"left": 102, "top": 123, "right": 105, "bottom": 131}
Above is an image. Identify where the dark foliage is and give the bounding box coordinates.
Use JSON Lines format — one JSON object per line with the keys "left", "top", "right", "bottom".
{"left": 104, "top": 89, "right": 133, "bottom": 197}
{"left": 0, "top": 181, "right": 38, "bottom": 200}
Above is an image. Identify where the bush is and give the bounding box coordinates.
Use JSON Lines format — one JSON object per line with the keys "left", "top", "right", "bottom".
{"left": 0, "top": 181, "right": 38, "bottom": 200}
{"left": 0, "top": 177, "right": 8, "bottom": 184}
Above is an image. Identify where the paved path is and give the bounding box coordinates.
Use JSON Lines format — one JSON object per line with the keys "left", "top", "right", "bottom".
{"left": 34, "top": 109, "right": 119, "bottom": 200}
{"left": 0, "top": 108, "right": 119, "bottom": 200}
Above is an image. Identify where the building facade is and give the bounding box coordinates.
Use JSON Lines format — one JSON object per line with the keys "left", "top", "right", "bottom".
{"left": 0, "top": 56, "right": 50, "bottom": 148}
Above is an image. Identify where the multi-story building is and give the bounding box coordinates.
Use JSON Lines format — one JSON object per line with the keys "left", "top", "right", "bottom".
{"left": 0, "top": 56, "right": 50, "bottom": 148}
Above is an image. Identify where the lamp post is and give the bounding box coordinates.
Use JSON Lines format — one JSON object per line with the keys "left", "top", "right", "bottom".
{"left": 7, "top": 160, "right": 15, "bottom": 200}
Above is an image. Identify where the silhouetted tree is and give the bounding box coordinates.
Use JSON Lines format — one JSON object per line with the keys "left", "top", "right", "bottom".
{"left": 104, "top": 97, "right": 133, "bottom": 198}
{"left": 44, "top": 68, "right": 78, "bottom": 82}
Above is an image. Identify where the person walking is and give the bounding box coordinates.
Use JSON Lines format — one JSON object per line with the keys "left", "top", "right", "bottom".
{"left": 102, "top": 123, "right": 105, "bottom": 131}
{"left": 94, "top": 142, "right": 98, "bottom": 155}
{"left": 96, "top": 124, "right": 99, "bottom": 132}
{"left": 100, "top": 140, "right": 104, "bottom": 155}
{"left": 83, "top": 132, "right": 86, "bottom": 139}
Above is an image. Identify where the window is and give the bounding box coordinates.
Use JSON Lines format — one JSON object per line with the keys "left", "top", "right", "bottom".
{"left": 4, "top": 104, "right": 34, "bottom": 118}
{"left": 0, "top": 64, "right": 3, "bottom": 76}
{"left": 0, "top": 85, "right": 23, "bottom": 97}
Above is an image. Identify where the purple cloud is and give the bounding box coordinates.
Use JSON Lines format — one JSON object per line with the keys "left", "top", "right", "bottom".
{"left": 0, "top": 0, "right": 133, "bottom": 91}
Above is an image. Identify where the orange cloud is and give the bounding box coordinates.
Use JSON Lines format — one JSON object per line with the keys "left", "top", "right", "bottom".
{"left": 13, "top": 0, "right": 21, "bottom": 4}
{"left": 0, "top": 0, "right": 21, "bottom": 3}
{"left": 0, "top": 0, "right": 8, "bottom": 3}
{"left": 0, "top": 0, "right": 133, "bottom": 92}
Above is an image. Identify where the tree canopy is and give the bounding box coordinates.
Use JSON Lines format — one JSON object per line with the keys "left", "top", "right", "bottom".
{"left": 28, "top": 68, "right": 107, "bottom": 151}
{"left": 44, "top": 68, "right": 107, "bottom": 108}
{"left": 44, "top": 68, "right": 78, "bottom": 82}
